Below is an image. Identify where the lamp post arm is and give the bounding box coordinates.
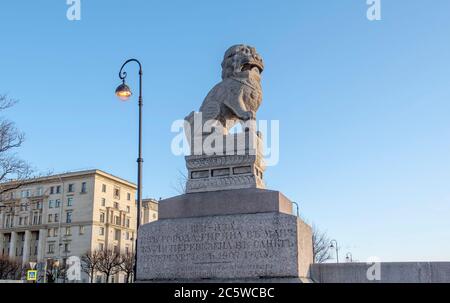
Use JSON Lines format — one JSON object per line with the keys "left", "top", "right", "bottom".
{"left": 330, "top": 239, "right": 339, "bottom": 263}
{"left": 119, "top": 59, "right": 143, "bottom": 81}
{"left": 291, "top": 201, "right": 300, "bottom": 217}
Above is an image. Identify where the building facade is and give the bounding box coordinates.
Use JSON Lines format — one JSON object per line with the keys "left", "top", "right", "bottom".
{"left": 0, "top": 170, "right": 138, "bottom": 283}
{"left": 141, "top": 198, "right": 158, "bottom": 225}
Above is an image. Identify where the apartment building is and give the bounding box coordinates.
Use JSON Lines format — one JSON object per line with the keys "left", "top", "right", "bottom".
{"left": 0, "top": 169, "right": 138, "bottom": 282}
{"left": 141, "top": 198, "right": 158, "bottom": 225}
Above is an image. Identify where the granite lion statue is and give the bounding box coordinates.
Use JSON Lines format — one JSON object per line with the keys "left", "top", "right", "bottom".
{"left": 185, "top": 44, "right": 264, "bottom": 136}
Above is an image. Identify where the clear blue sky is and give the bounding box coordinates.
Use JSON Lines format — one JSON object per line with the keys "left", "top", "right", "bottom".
{"left": 1, "top": 1, "right": 449, "bottom": 262}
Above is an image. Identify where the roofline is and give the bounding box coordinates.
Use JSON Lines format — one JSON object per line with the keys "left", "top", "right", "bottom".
{"left": 143, "top": 198, "right": 159, "bottom": 204}
{"left": 0, "top": 169, "right": 137, "bottom": 189}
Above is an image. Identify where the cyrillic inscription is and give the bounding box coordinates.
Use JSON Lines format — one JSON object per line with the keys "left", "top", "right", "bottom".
{"left": 137, "top": 213, "right": 299, "bottom": 280}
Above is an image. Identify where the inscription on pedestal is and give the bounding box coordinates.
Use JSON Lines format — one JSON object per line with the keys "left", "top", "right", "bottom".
{"left": 185, "top": 143, "right": 266, "bottom": 193}
{"left": 137, "top": 213, "right": 301, "bottom": 281}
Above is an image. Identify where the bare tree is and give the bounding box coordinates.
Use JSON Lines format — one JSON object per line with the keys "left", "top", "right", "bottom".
{"left": 0, "top": 256, "right": 22, "bottom": 280}
{"left": 171, "top": 169, "right": 187, "bottom": 194}
{"left": 81, "top": 250, "right": 102, "bottom": 283}
{"left": 312, "top": 224, "right": 333, "bottom": 264}
{"left": 0, "top": 256, "right": 11, "bottom": 279}
{"left": 0, "top": 94, "right": 33, "bottom": 195}
{"left": 96, "top": 249, "right": 123, "bottom": 283}
{"left": 119, "top": 252, "right": 135, "bottom": 283}
{"left": 45, "top": 259, "right": 67, "bottom": 283}
{"left": 45, "top": 264, "right": 58, "bottom": 283}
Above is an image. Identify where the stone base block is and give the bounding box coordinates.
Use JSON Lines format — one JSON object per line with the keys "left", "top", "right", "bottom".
{"left": 137, "top": 212, "right": 313, "bottom": 282}
{"left": 159, "top": 188, "right": 293, "bottom": 220}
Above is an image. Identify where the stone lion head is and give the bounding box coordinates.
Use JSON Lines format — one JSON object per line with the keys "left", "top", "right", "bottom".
{"left": 221, "top": 44, "right": 264, "bottom": 79}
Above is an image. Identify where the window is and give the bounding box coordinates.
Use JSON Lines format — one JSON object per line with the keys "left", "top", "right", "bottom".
{"left": 48, "top": 244, "right": 55, "bottom": 254}
{"left": 65, "top": 227, "right": 71, "bottom": 236}
{"left": 125, "top": 246, "right": 129, "bottom": 254}
{"left": 81, "top": 182, "right": 87, "bottom": 193}
{"left": 126, "top": 206, "right": 130, "bottom": 213}
{"left": 66, "top": 212, "right": 72, "bottom": 223}
{"left": 127, "top": 193, "right": 131, "bottom": 201}
{"left": 64, "top": 243, "right": 71, "bottom": 253}
{"left": 49, "top": 200, "right": 54, "bottom": 208}
{"left": 114, "top": 229, "right": 120, "bottom": 241}
{"left": 50, "top": 187, "right": 55, "bottom": 194}
{"left": 48, "top": 214, "right": 53, "bottom": 223}
{"left": 79, "top": 226, "right": 85, "bottom": 235}
{"left": 100, "top": 213, "right": 105, "bottom": 223}
{"left": 68, "top": 184, "right": 74, "bottom": 193}
{"left": 99, "top": 227, "right": 105, "bottom": 236}
{"left": 114, "top": 202, "right": 119, "bottom": 210}
{"left": 55, "top": 199, "right": 61, "bottom": 208}
{"left": 126, "top": 232, "right": 129, "bottom": 240}
{"left": 56, "top": 186, "right": 61, "bottom": 194}
{"left": 126, "top": 218, "right": 130, "bottom": 228}
{"left": 54, "top": 214, "right": 59, "bottom": 222}
{"left": 36, "top": 187, "right": 43, "bottom": 196}
{"left": 113, "top": 187, "right": 120, "bottom": 199}
{"left": 98, "top": 243, "right": 104, "bottom": 251}
{"left": 101, "top": 198, "right": 106, "bottom": 207}
{"left": 114, "top": 216, "right": 120, "bottom": 225}
{"left": 47, "top": 229, "right": 52, "bottom": 237}
{"left": 21, "top": 190, "right": 31, "bottom": 198}
{"left": 102, "top": 184, "right": 106, "bottom": 193}
{"left": 36, "top": 202, "right": 42, "bottom": 210}
{"left": 67, "top": 197, "right": 73, "bottom": 207}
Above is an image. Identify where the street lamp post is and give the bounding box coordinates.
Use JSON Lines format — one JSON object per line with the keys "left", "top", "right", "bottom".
{"left": 346, "top": 252, "right": 353, "bottom": 263}
{"left": 115, "top": 59, "right": 143, "bottom": 283}
{"left": 291, "top": 201, "right": 300, "bottom": 217}
{"left": 330, "top": 239, "right": 339, "bottom": 263}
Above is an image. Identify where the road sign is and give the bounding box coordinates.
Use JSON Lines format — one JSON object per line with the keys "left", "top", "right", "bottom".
{"left": 29, "top": 262, "right": 37, "bottom": 270}
{"left": 27, "top": 270, "right": 38, "bottom": 281}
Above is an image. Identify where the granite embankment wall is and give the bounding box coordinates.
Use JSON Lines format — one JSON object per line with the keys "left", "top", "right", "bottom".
{"left": 311, "top": 262, "right": 450, "bottom": 283}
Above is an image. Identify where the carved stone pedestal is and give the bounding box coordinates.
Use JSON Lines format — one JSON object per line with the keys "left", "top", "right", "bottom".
{"left": 136, "top": 189, "right": 313, "bottom": 283}
{"left": 185, "top": 132, "right": 266, "bottom": 193}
